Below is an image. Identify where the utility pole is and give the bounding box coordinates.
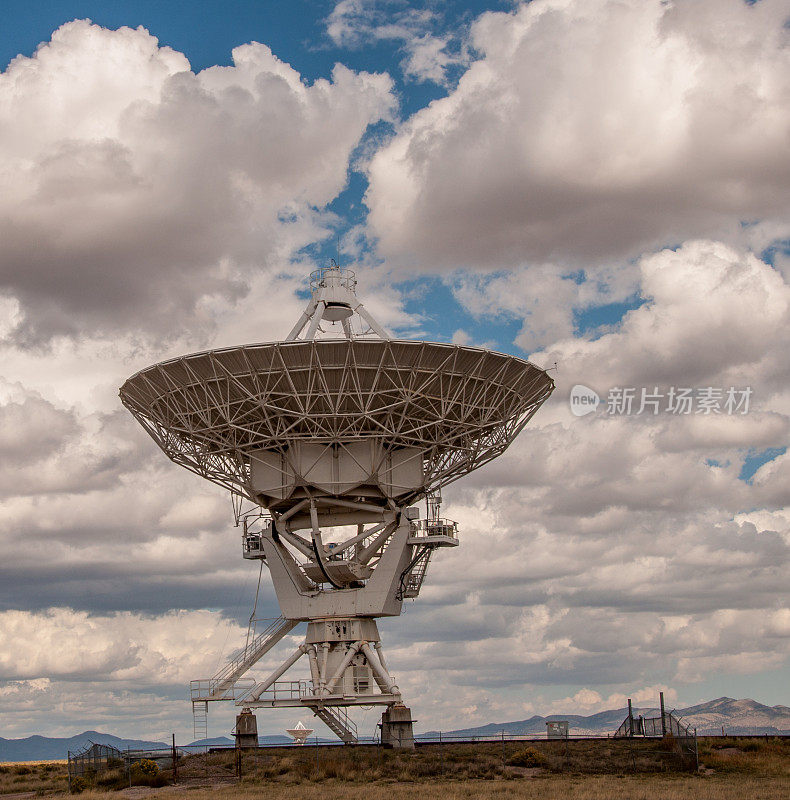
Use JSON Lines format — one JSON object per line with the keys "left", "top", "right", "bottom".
{"left": 659, "top": 692, "right": 666, "bottom": 737}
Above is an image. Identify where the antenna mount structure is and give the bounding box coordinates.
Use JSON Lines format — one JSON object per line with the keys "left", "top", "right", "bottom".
{"left": 120, "top": 262, "right": 554, "bottom": 747}
{"left": 286, "top": 264, "right": 389, "bottom": 341}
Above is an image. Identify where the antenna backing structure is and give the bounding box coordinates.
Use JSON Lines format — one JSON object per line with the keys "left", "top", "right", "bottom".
{"left": 120, "top": 265, "right": 554, "bottom": 747}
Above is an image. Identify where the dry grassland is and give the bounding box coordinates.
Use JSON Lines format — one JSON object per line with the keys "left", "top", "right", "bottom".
{"left": 70, "top": 774, "right": 790, "bottom": 800}
{"left": 0, "top": 760, "right": 69, "bottom": 795}
{"left": 1, "top": 736, "right": 786, "bottom": 800}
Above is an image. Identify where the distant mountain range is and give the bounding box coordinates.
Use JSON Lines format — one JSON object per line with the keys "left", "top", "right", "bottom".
{"left": 0, "top": 731, "right": 320, "bottom": 762}
{"left": 1, "top": 698, "right": 787, "bottom": 761}
{"left": 673, "top": 697, "right": 790, "bottom": 736}
{"left": 0, "top": 731, "right": 168, "bottom": 763}
{"left": 428, "top": 697, "right": 790, "bottom": 739}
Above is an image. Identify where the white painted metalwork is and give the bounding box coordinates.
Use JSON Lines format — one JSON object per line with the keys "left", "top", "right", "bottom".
{"left": 286, "top": 264, "right": 390, "bottom": 341}
{"left": 120, "top": 264, "right": 554, "bottom": 744}
{"left": 313, "top": 707, "right": 357, "bottom": 744}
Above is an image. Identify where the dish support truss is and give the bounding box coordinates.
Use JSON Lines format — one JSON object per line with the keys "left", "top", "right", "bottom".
{"left": 120, "top": 337, "right": 554, "bottom": 510}
{"left": 190, "top": 501, "right": 458, "bottom": 744}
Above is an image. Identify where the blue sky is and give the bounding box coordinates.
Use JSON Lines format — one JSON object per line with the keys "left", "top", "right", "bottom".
{"left": 0, "top": 0, "right": 485, "bottom": 118}
{"left": 0, "top": 0, "right": 788, "bottom": 742}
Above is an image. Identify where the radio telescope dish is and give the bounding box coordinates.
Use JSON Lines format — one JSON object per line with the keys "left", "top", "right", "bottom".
{"left": 120, "top": 339, "right": 552, "bottom": 514}
{"left": 120, "top": 265, "right": 554, "bottom": 747}
{"left": 285, "top": 720, "right": 313, "bottom": 745}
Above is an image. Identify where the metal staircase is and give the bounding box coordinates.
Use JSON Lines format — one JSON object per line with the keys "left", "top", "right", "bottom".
{"left": 191, "top": 617, "right": 298, "bottom": 701}
{"left": 401, "top": 547, "right": 433, "bottom": 598}
{"left": 313, "top": 706, "right": 358, "bottom": 744}
{"left": 398, "top": 516, "right": 459, "bottom": 599}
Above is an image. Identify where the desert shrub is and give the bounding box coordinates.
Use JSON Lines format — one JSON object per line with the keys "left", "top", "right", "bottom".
{"left": 507, "top": 747, "right": 549, "bottom": 768}
{"left": 106, "top": 756, "right": 124, "bottom": 769}
{"left": 134, "top": 771, "right": 167, "bottom": 787}
{"left": 70, "top": 776, "right": 86, "bottom": 794}
{"left": 137, "top": 758, "right": 158, "bottom": 776}
{"left": 14, "top": 765, "right": 32, "bottom": 775}
{"left": 277, "top": 756, "right": 296, "bottom": 772}
{"left": 128, "top": 759, "right": 167, "bottom": 787}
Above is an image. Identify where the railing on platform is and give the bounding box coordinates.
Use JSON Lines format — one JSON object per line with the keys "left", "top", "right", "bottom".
{"left": 237, "top": 679, "right": 314, "bottom": 703}
{"left": 410, "top": 518, "right": 458, "bottom": 541}
{"left": 191, "top": 680, "right": 256, "bottom": 702}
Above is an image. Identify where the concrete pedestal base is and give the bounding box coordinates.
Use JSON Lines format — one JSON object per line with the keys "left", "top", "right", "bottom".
{"left": 235, "top": 709, "right": 259, "bottom": 748}
{"left": 380, "top": 704, "right": 415, "bottom": 749}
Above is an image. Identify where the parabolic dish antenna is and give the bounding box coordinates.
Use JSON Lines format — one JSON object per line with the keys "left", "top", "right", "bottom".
{"left": 285, "top": 720, "right": 314, "bottom": 745}
{"left": 120, "top": 265, "right": 554, "bottom": 747}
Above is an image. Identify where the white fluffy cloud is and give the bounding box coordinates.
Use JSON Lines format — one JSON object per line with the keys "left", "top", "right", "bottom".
{"left": 326, "top": 0, "right": 466, "bottom": 85}
{"left": 531, "top": 239, "right": 790, "bottom": 394}
{"left": 0, "top": 609, "right": 251, "bottom": 684}
{"left": 366, "top": 0, "right": 790, "bottom": 270}
{"left": 449, "top": 262, "right": 636, "bottom": 350}
{"left": 0, "top": 20, "right": 394, "bottom": 343}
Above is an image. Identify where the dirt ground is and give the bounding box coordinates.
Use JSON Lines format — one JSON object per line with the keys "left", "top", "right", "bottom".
{"left": 68, "top": 774, "right": 790, "bottom": 800}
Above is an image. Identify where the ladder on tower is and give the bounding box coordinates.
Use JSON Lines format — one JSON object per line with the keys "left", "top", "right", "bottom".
{"left": 192, "top": 701, "right": 208, "bottom": 741}
{"left": 313, "top": 706, "right": 358, "bottom": 744}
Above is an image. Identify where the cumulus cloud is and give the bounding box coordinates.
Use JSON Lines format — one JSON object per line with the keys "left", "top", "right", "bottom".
{"left": 326, "top": 0, "right": 467, "bottom": 85}
{"left": 0, "top": 609, "right": 321, "bottom": 739}
{"left": 530, "top": 239, "right": 790, "bottom": 393}
{"left": 0, "top": 20, "right": 395, "bottom": 344}
{"left": 0, "top": 380, "right": 145, "bottom": 497}
{"left": 3, "top": 234, "right": 787, "bottom": 734}
{"left": 0, "top": 373, "right": 276, "bottom": 617}
{"left": 538, "top": 685, "right": 677, "bottom": 716}
{"left": 449, "top": 262, "right": 636, "bottom": 351}
{"left": 377, "top": 497, "right": 790, "bottom": 728}
{"left": 366, "top": 0, "right": 790, "bottom": 270}
{"left": 0, "top": 608, "right": 248, "bottom": 683}
{"left": 1, "top": 678, "right": 195, "bottom": 740}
